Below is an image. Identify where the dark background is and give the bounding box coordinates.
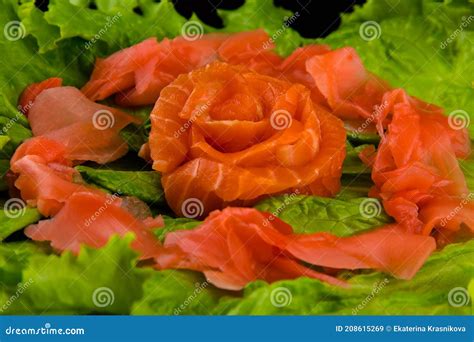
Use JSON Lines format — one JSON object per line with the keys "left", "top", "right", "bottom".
{"left": 173, "top": 0, "right": 366, "bottom": 38}
{"left": 34, "top": 0, "right": 366, "bottom": 38}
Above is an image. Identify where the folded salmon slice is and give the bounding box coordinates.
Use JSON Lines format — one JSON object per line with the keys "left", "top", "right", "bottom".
{"left": 25, "top": 192, "right": 163, "bottom": 259}
{"left": 82, "top": 37, "right": 161, "bottom": 101}
{"left": 18, "top": 77, "right": 62, "bottom": 115}
{"left": 306, "top": 47, "right": 390, "bottom": 120}
{"left": 370, "top": 89, "right": 473, "bottom": 236}
{"left": 28, "top": 86, "right": 141, "bottom": 164}
{"left": 11, "top": 137, "right": 163, "bottom": 258}
{"left": 157, "top": 207, "right": 435, "bottom": 290}
{"left": 81, "top": 30, "right": 283, "bottom": 106}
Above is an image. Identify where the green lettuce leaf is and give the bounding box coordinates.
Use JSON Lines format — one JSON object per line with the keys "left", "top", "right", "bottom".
{"left": 342, "top": 142, "right": 372, "bottom": 175}
{"left": 0, "top": 159, "right": 9, "bottom": 191}
{"left": 1, "top": 235, "right": 151, "bottom": 314}
{"left": 0, "top": 206, "right": 42, "bottom": 241}
{"left": 325, "top": 2, "right": 474, "bottom": 138}
{"left": 255, "top": 195, "right": 392, "bottom": 236}
{"left": 217, "top": 239, "right": 474, "bottom": 315}
{"left": 76, "top": 165, "right": 165, "bottom": 205}
{"left": 460, "top": 158, "right": 474, "bottom": 192}
{"left": 155, "top": 216, "right": 201, "bottom": 243}
{"left": 132, "top": 270, "right": 228, "bottom": 315}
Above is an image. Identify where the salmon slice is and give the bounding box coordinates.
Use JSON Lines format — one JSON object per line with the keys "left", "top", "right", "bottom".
{"left": 18, "top": 77, "right": 62, "bottom": 115}
{"left": 306, "top": 47, "right": 390, "bottom": 120}
{"left": 278, "top": 45, "right": 331, "bottom": 104}
{"left": 370, "top": 90, "right": 473, "bottom": 236}
{"left": 149, "top": 62, "right": 346, "bottom": 217}
{"left": 81, "top": 38, "right": 160, "bottom": 101}
{"left": 82, "top": 30, "right": 283, "bottom": 107}
{"left": 28, "top": 86, "right": 141, "bottom": 164}
{"left": 11, "top": 138, "right": 163, "bottom": 258}
{"left": 157, "top": 207, "right": 435, "bottom": 290}
{"left": 25, "top": 192, "right": 163, "bottom": 259}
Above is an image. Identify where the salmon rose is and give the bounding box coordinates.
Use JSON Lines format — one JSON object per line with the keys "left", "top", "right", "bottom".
{"left": 149, "top": 62, "right": 346, "bottom": 218}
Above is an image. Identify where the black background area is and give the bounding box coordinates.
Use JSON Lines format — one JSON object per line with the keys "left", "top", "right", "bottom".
{"left": 172, "top": 0, "right": 366, "bottom": 38}
{"left": 34, "top": 0, "right": 367, "bottom": 38}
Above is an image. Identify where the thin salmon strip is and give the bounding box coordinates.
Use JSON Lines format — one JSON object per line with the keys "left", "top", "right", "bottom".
{"left": 157, "top": 208, "right": 435, "bottom": 290}
{"left": 81, "top": 38, "right": 160, "bottom": 101}
{"left": 149, "top": 62, "right": 346, "bottom": 217}
{"left": 82, "top": 30, "right": 282, "bottom": 107}
{"left": 370, "top": 90, "right": 472, "bottom": 236}
{"left": 28, "top": 86, "right": 141, "bottom": 164}
{"left": 25, "top": 192, "right": 163, "bottom": 259}
{"left": 306, "top": 47, "right": 390, "bottom": 120}
{"left": 18, "top": 77, "right": 62, "bottom": 115}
